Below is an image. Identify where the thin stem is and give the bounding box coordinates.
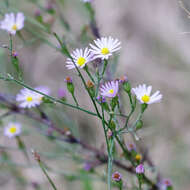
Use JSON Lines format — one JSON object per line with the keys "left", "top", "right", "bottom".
{"left": 38, "top": 161, "right": 58, "bottom": 190}
{"left": 71, "top": 93, "right": 79, "bottom": 106}
{"left": 84, "top": 65, "right": 95, "bottom": 83}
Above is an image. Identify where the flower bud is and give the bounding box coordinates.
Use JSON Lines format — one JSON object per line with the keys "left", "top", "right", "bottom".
{"left": 65, "top": 77, "right": 74, "bottom": 94}
{"left": 123, "top": 82, "right": 131, "bottom": 93}
{"left": 110, "top": 120, "right": 116, "bottom": 130}
{"left": 135, "top": 154, "right": 142, "bottom": 162}
{"left": 136, "top": 120, "right": 143, "bottom": 130}
{"left": 112, "top": 171, "right": 122, "bottom": 182}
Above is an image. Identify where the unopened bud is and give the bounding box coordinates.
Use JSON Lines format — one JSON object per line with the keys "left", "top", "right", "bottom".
{"left": 136, "top": 120, "right": 143, "bottom": 130}
{"left": 123, "top": 82, "right": 131, "bottom": 93}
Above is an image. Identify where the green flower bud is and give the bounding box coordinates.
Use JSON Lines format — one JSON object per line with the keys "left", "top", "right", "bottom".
{"left": 123, "top": 82, "right": 131, "bottom": 93}
{"left": 136, "top": 120, "right": 143, "bottom": 130}
{"left": 110, "top": 120, "right": 116, "bottom": 130}
{"left": 141, "top": 103, "right": 148, "bottom": 113}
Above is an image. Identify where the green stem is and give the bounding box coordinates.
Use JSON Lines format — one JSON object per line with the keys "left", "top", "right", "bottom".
{"left": 71, "top": 93, "right": 79, "bottom": 106}
{"left": 38, "top": 161, "right": 58, "bottom": 190}
{"left": 84, "top": 65, "right": 95, "bottom": 83}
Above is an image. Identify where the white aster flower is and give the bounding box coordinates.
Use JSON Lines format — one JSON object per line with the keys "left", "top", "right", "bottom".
{"left": 4, "top": 122, "right": 22, "bottom": 138}
{"left": 131, "top": 84, "right": 162, "bottom": 104}
{"left": 16, "top": 86, "right": 49, "bottom": 108}
{"left": 66, "top": 48, "right": 92, "bottom": 69}
{"left": 100, "top": 80, "right": 119, "bottom": 98}
{"left": 89, "top": 36, "right": 121, "bottom": 60}
{"left": 0, "top": 12, "right": 25, "bottom": 35}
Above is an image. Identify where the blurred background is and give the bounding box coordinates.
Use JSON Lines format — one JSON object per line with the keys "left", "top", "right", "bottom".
{"left": 0, "top": 0, "right": 190, "bottom": 189}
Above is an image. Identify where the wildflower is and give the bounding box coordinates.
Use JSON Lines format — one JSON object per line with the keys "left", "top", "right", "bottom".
{"left": 135, "top": 154, "right": 142, "bottom": 161}
{"left": 0, "top": 12, "right": 25, "bottom": 35}
{"left": 131, "top": 84, "right": 162, "bottom": 104}
{"left": 126, "top": 143, "right": 136, "bottom": 151}
{"left": 16, "top": 86, "right": 49, "bottom": 108}
{"left": 136, "top": 164, "right": 144, "bottom": 174}
{"left": 89, "top": 36, "right": 121, "bottom": 60}
{"left": 66, "top": 48, "right": 92, "bottom": 69}
{"left": 112, "top": 171, "right": 122, "bottom": 182}
{"left": 4, "top": 122, "right": 21, "bottom": 138}
{"left": 161, "top": 179, "right": 172, "bottom": 190}
{"left": 100, "top": 81, "right": 119, "bottom": 98}
{"left": 35, "top": 86, "right": 50, "bottom": 96}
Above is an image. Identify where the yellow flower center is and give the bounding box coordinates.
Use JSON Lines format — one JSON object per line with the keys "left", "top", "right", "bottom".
{"left": 9, "top": 126, "right": 17, "bottom": 134}
{"left": 77, "top": 57, "right": 86, "bottom": 67}
{"left": 135, "top": 154, "right": 142, "bottom": 161}
{"left": 26, "top": 96, "right": 33, "bottom": 102}
{"left": 12, "top": 24, "right": 18, "bottom": 31}
{"left": 141, "top": 94, "right": 150, "bottom": 103}
{"left": 101, "top": 48, "right": 109, "bottom": 55}
{"left": 108, "top": 89, "right": 114, "bottom": 94}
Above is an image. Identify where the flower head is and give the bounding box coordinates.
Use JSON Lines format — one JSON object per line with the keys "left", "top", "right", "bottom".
{"left": 58, "top": 88, "right": 66, "bottom": 98}
{"left": 89, "top": 36, "right": 121, "bottom": 60}
{"left": 16, "top": 86, "right": 49, "bottom": 108}
{"left": 112, "top": 171, "right": 122, "bottom": 182}
{"left": 100, "top": 81, "right": 119, "bottom": 98}
{"left": 66, "top": 48, "right": 92, "bottom": 69}
{"left": 131, "top": 84, "right": 162, "bottom": 104}
{"left": 126, "top": 143, "right": 136, "bottom": 151}
{"left": 4, "top": 122, "right": 21, "bottom": 138}
{"left": 119, "top": 75, "right": 128, "bottom": 83}
{"left": 135, "top": 154, "right": 142, "bottom": 161}
{"left": 0, "top": 12, "right": 25, "bottom": 35}
{"left": 161, "top": 179, "right": 172, "bottom": 190}
{"left": 136, "top": 164, "right": 144, "bottom": 174}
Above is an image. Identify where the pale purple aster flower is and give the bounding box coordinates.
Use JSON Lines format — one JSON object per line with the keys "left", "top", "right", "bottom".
{"left": 112, "top": 171, "right": 122, "bottom": 182}
{"left": 16, "top": 86, "right": 50, "bottom": 108}
{"left": 4, "top": 122, "right": 22, "bottom": 138}
{"left": 100, "top": 80, "right": 119, "bottom": 98}
{"left": 136, "top": 164, "right": 144, "bottom": 174}
{"left": 160, "top": 179, "right": 172, "bottom": 190}
{"left": 89, "top": 36, "right": 121, "bottom": 60}
{"left": 66, "top": 48, "right": 93, "bottom": 69}
{"left": 131, "top": 84, "right": 162, "bottom": 104}
{"left": 0, "top": 12, "right": 25, "bottom": 35}
{"left": 126, "top": 143, "right": 136, "bottom": 152}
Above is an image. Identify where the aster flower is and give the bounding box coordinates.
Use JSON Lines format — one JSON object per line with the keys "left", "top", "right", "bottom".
{"left": 112, "top": 171, "right": 122, "bottom": 182}
{"left": 136, "top": 164, "right": 144, "bottom": 174}
{"left": 16, "top": 86, "right": 49, "bottom": 108}
{"left": 131, "top": 84, "right": 162, "bottom": 104}
{"left": 66, "top": 48, "right": 92, "bottom": 69}
{"left": 89, "top": 36, "right": 121, "bottom": 60}
{"left": 126, "top": 143, "right": 136, "bottom": 152}
{"left": 4, "top": 122, "right": 21, "bottom": 138}
{"left": 100, "top": 81, "right": 119, "bottom": 98}
{"left": 0, "top": 12, "right": 25, "bottom": 35}
{"left": 160, "top": 179, "right": 172, "bottom": 190}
